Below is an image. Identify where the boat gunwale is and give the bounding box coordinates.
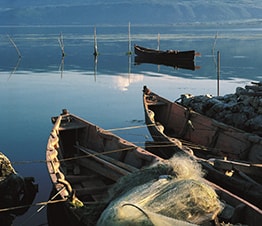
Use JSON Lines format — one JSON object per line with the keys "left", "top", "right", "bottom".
{"left": 46, "top": 111, "right": 162, "bottom": 202}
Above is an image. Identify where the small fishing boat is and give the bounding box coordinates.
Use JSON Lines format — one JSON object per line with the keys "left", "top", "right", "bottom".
{"left": 0, "top": 152, "right": 38, "bottom": 226}
{"left": 143, "top": 86, "right": 262, "bottom": 207}
{"left": 46, "top": 109, "right": 262, "bottom": 225}
{"left": 134, "top": 56, "right": 199, "bottom": 71}
{"left": 134, "top": 45, "right": 198, "bottom": 61}
{"left": 143, "top": 85, "right": 262, "bottom": 164}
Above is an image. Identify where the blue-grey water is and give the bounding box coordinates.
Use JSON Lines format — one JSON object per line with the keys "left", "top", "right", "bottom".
{"left": 0, "top": 24, "right": 261, "bottom": 225}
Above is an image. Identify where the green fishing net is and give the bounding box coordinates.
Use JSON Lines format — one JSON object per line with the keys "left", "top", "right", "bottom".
{"left": 97, "top": 155, "right": 223, "bottom": 226}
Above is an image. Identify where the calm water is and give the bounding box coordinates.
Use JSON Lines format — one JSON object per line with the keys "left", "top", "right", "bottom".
{"left": 0, "top": 24, "right": 261, "bottom": 226}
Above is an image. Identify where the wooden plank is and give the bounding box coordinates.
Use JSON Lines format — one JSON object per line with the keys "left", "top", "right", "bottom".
{"left": 75, "top": 145, "right": 137, "bottom": 173}
{"left": 66, "top": 175, "right": 96, "bottom": 183}
{"left": 212, "top": 159, "right": 262, "bottom": 179}
{"left": 77, "top": 158, "right": 126, "bottom": 181}
{"left": 75, "top": 184, "right": 112, "bottom": 196}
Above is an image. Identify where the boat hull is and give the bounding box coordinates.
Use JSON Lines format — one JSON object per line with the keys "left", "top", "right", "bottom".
{"left": 134, "top": 45, "right": 196, "bottom": 61}
{"left": 143, "top": 86, "right": 262, "bottom": 208}
{"left": 46, "top": 109, "right": 262, "bottom": 225}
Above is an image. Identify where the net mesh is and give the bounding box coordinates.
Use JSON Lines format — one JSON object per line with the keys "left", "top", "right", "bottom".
{"left": 97, "top": 155, "right": 224, "bottom": 226}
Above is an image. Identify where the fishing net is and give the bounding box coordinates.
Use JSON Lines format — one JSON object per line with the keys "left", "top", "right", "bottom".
{"left": 97, "top": 155, "right": 224, "bottom": 226}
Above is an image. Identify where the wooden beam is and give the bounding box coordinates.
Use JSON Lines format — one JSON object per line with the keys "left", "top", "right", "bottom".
{"left": 75, "top": 145, "right": 137, "bottom": 173}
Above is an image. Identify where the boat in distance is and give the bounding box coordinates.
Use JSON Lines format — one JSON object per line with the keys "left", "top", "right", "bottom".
{"left": 134, "top": 44, "right": 200, "bottom": 61}
{"left": 46, "top": 109, "right": 262, "bottom": 225}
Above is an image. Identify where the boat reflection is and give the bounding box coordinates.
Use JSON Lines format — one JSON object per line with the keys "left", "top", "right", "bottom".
{"left": 134, "top": 56, "right": 200, "bottom": 71}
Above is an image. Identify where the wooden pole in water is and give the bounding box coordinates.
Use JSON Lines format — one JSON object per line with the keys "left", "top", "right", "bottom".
{"left": 157, "top": 33, "right": 160, "bottom": 50}
{"left": 217, "top": 51, "right": 220, "bottom": 96}
{"left": 58, "top": 33, "right": 65, "bottom": 57}
{"left": 7, "top": 35, "right": 22, "bottom": 58}
{"left": 127, "top": 22, "right": 132, "bottom": 55}
{"left": 94, "top": 26, "right": 98, "bottom": 56}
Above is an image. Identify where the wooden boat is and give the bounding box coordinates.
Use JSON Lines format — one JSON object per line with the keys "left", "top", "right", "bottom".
{"left": 134, "top": 56, "right": 200, "bottom": 71}
{"left": 0, "top": 152, "right": 38, "bottom": 225}
{"left": 142, "top": 85, "right": 262, "bottom": 164}
{"left": 46, "top": 109, "right": 262, "bottom": 225}
{"left": 143, "top": 86, "right": 262, "bottom": 207}
{"left": 134, "top": 45, "right": 198, "bottom": 61}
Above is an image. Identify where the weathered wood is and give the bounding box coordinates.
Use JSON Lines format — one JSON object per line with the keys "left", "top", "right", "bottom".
{"left": 77, "top": 157, "right": 128, "bottom": 181}
{"left": 75, "top": 184, "right": 112, "bottom": 196}
{"left": 46, "top": 109, "right": 262, "bottom": 225}
{"left": 134, "top": 45, "right": 197, "bottom": 61}
{"left": 211, "top": 159, "right": 262, "bottom": 180}
{"left": 66, "top": 175, "right": 97, "bottom": 183}
{"left": 143, "top": 86, "right": 262, "bottom": 208}
{"left": 75, "top": 144, "right": 137, "bottom": 173}
{"left": 143, "top": 86, "right": 262, "bottom": 163}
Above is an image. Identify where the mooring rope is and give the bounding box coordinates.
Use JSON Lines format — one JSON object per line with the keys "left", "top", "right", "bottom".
{"left": 106, "top": 123, "right": 154, "bottom": 132}
{"left": 8, "top": 123, "right": 221, "bottom": 166}
{"left": 0, "top": 186, "right": 66, "bottom": 214}
{"left": 9, "top": 139, "right": 207, "bottom": 166}
{"left": 8, "top": 123, "right": 155, "bottom": 166}
{"left": 0, "top": 198, "right": 66, "bottom": 213}
{"left": 10, "top": 139, "right": 210, "bottom": 167}
{"left": 20, "top": 186, "right": 67, "bottom": 226}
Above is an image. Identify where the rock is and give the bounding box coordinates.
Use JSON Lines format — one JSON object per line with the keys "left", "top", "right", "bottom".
{"left": 180, "top": 82, "right": 262, "bottom": 137}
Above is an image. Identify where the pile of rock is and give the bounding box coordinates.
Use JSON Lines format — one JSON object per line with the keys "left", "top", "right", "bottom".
{"left": 180, "top": 82, "right": 262, "bottom": 137}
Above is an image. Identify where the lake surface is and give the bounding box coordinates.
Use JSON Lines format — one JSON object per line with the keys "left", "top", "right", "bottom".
{"left": 0, "top": 24, "right": 261, "bottom": 225}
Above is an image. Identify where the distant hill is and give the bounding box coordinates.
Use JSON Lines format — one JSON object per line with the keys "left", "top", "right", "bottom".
{"left": 1, "top": 0, "right": 262, "bottom": 25}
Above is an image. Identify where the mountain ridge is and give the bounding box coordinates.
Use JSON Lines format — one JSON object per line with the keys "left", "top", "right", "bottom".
{"left": 1, "top": 1, "right": 262, "bottom": 25}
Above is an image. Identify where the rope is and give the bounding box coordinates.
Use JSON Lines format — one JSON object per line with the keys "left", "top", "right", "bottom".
{"left": 10, "top": 139, "right": 209, "bottom": 167}
{"left": 9, "top": 140, "right": 207, "bottom": 166}
{"left": 9, "top": 124, "right": 154, "bottom": 166}
{"left": 9, "top": 119, "right": 252, "bottom": 166}
{"left": 107, "top": 124, "right": 154, "bottom": 132}
{"left": 19, "top": 186, "right": 67, "bottom": 226}
{"left": 12, "top": 159, "right": 46, "bottom": 165}
{"left": 121, "top": 203, "right": 153, "bottom": 224}
{"left": 0, "top": 198, "right": 66, "bottom": 213}
{"left": 10, "top": 146, "right": 143, "bottom": 166}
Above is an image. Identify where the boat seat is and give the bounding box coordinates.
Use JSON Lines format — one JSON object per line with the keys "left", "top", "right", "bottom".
{"left": 74, "top": 184, "right": 112, "bottom": 196}
{"left": 74, "top": 144, "right": 137, "bottom": 173}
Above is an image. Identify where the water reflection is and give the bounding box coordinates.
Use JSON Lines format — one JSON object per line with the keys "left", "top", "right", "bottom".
{"left": 0, "top": 24, "right": 260, "bottom": 81}
{"left": 8, "top": 57, "right": 21, "bottom": 80}
{"left": 1, "top": 24, "right": 261, "bottom": 225}
{"left": 94, "top": 55, "right": 98, "bottom": 81}
{"left": 134, "top": 56, "right": 200, "bottom": 71}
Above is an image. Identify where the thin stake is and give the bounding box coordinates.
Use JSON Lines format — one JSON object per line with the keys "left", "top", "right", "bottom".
{"left": 58, "top": 32, "right": 65, "bottom": 57}
{"left": 94, "top": 26, "right": 98, "bottom": 56}
{"left": 58, "top": 33, "right": 65, "bottom": 77}
{"left": 7, "top": 35, "right": 22, "bottom": 58}
{"left": 212, "top": 31, "right": 218, "bottom": 65}
{"left": 127, "top": 22, "right": 132, "bottom": 55}
{"left": 157, "top": 33, "right": 160, "bottom": 50}
{"left": 217, "top": 51, "right": 220, "bottom": 96}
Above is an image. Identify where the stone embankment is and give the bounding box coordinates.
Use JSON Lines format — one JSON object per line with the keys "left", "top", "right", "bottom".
{"left": 180, "top": 81, "right": 262, "bottom": 137}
